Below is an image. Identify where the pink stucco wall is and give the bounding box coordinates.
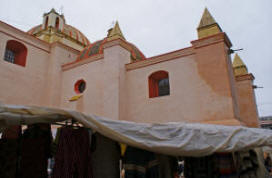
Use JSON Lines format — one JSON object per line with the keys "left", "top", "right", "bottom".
{"left": 0, "top": 21, "right": 79, "bottom": 108}
{"left": 61, "top": 56, "right": 105, "bottom": 116}
{"left": 43, "top": 43, "right": 79, "bottom": 107}
{"left": 235, "top": 75, "right": 259, "bottom": 127}
{"left": 60, "top": 34, "right": 242, "bottom": 125}
{"left": 0, "top": 21, "right": 252, "bottom": 126}
{"left": 60, "top": 45, "right": 131, "bottom": 121}
{"left": 123, "top": 33, "right": 242, "bottom": 125}
{"left": 0, "top": 22, "right": 50, "bottom": 106}
{"left": 124, "top": 55, "right": 235, "bottom": 123}
{"left": 124, "top": 57, "right": 239, "bottom": 124}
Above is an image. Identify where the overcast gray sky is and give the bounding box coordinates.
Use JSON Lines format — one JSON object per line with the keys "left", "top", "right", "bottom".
{"left": 0, "top": 0, "right": 271, "bottom": 116}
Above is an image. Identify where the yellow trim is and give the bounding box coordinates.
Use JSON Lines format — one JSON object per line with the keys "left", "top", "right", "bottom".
{"left": 69, "top": 95, "right": 82, "bottom": 102}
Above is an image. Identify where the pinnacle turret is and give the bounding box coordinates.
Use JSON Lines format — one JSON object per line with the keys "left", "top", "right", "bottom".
{"left": 233, "top": 54, "right": 248, "bottom": 76}
{"left": 197, "top": 8, "right": 222, "bottom": 39}
{"left": 107, "top": 21, "right": 125, "bottom": 41}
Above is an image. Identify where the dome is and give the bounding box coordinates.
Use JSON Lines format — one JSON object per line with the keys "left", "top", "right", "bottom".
{"left": 27, "top": 9, "right": 90, "bottom": 50}
{"left": 27, "top": 24, "right": 90, "bottom": 46}
{"left": 75, "top": 21, "right": 145, "bottom": 62}
{"left": 76, "top": 38, "right": 145, "bottom": 62}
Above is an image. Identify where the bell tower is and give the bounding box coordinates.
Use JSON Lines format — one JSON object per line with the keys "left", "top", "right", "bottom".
{"left": 42, "top": 8, "right": 65, "bottom": 31}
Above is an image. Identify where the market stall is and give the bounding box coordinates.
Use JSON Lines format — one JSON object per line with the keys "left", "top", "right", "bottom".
{"left": 0, "top": 103, "right": 271, "bottom": 177}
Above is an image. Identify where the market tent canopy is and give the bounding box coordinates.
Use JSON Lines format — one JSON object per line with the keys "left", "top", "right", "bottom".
{"left": 0, "top": 103, "right": 272, "bottom": 157}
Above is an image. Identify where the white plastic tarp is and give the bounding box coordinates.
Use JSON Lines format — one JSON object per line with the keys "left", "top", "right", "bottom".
{"left": 0, "top": 103, "right": 272, "bottom": 157}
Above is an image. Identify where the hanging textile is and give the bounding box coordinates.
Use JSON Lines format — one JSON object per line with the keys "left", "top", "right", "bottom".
{"left": 19, "top": 124, "right": 52, "bottom": 178}
{"left": 234, "top": 149, "right": 271, "bottom": 178}
{"left": 214, "top": 153, "right": 237, "bottom": 178}
{"left": 0, "top": 126, "right": 21, "bottom": 178}
{"left": 156, "top": 154, "right": 178, "bottom": 178}
{"left": 91, "top": 132, "right": 120, "bottom": 178}
{"left": 123, "top": 146, "right": 159, "bottom": 178}
{"left": 184, "top": 155, "right": 218, "bottom": 178}
{"left": 52, "top": 127, "right": 93, "bottom": 178}
{"left": 1, "top": 125, "right": 22, "bottom": 139}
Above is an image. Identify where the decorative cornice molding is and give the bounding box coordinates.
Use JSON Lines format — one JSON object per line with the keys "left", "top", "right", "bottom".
{"left": 62, "top": 54, "right": 104, "bottom": 71}
{"left": 235, "top": 73, "right": 255, "bottom": 81}
{"left": 191, "top": 32, "right": 232, "bottom": 48}
{"left": 126, "top": 47, "right": 194, "bottom": 71}
{"left": 103, "top": 38, "right": 132, "bottom": 52}
{"left": 51, "top": 41, "right": 80, "bottom": 54}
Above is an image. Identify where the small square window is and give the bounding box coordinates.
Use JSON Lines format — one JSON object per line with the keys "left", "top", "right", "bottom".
{"left": 158, "top": 78, "right": 170, "bottom": 96}
{"left": 4, "top": 49, "right": 15, "bottom": 63}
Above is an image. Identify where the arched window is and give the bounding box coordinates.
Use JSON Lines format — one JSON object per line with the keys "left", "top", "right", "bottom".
{"left": 148, "top": 71, "right": 170, "bottom": 98}
{"left": 3, "top": 40, "right": 27, "bottom": 67}
{"left": 45, "top": 16, "right": 49, "bottom": 29}
{"left": 55, "top": 17, "right": 59, "bottom": 30}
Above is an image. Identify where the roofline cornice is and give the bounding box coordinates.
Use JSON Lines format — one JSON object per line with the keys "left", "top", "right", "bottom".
{"left": 235, "top": 73, "right": 255, "bottom": 81}
{"left": 62, "top": 54, "right": 104, "bottom": 71}
{"left": 51, "top": 41, "right": 80, "bottom": 54}
{"left": 126, "top": 47, "right": 194, "bottom": 71}
{"left": 191, "top": 32, "right": 232, "bottom": 48}
{"left": 103, "top": 38, "right": 135, "bottom": 53}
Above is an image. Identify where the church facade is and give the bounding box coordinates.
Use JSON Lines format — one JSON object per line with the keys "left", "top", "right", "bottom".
{"left": 0, "top": 8, "right": 259, "bottom": 127}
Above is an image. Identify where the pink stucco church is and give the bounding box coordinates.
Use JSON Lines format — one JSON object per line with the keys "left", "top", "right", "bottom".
{"left": 0, "top": 8, "right": 259, "bottom": 128}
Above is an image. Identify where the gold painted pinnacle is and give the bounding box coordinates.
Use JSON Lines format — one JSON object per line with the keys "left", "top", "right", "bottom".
{"left": 198, "top": 8, "right": 217, "bottom": 29}
{"left": 107, "top": 21, "right": 125, "bottom": 41}
{"left": 233, "top": 53, "right": 248, "bottom": 76}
